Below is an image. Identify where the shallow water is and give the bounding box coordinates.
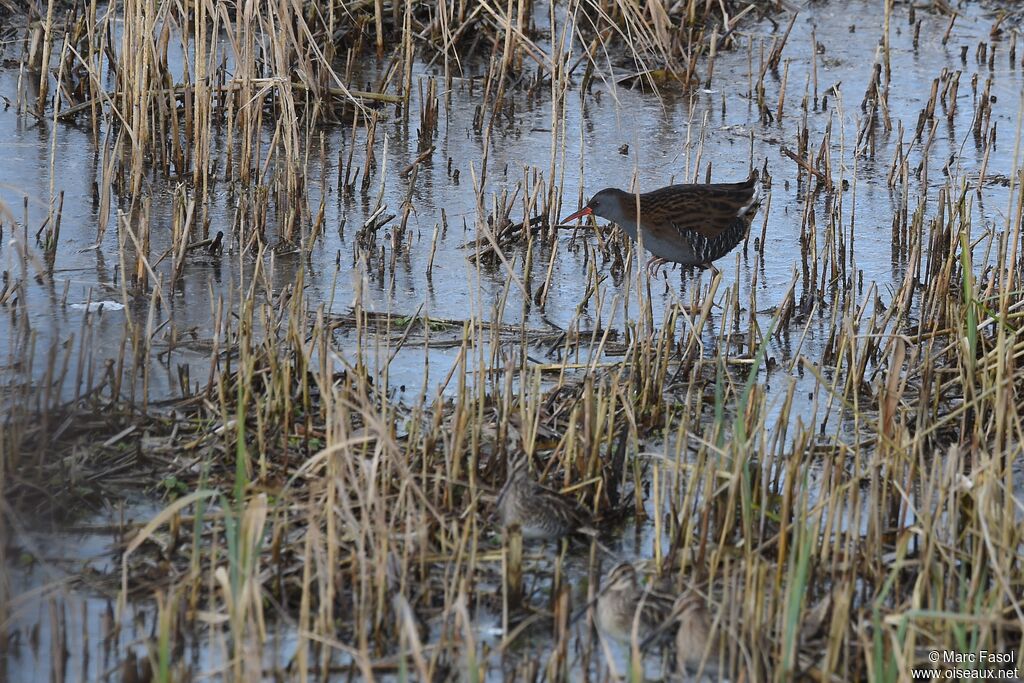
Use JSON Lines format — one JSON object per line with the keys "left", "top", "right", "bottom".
{"left": 3, "top": 2, "right": 1018, "bottom": 404}
{"left": 3, "top": 0, "right": 1023, "bottom": 679}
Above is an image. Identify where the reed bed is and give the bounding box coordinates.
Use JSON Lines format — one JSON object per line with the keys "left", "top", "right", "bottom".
{"left": 2, "top": 0, "right": 1023, "bottom": 681}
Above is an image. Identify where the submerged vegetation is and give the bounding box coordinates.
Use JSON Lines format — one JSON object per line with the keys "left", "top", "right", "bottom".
{"left": 2, "top": 0, "right": 1023, "bottom": 681}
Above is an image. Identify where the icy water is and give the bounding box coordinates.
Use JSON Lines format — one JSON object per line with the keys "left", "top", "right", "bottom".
{"left": 3, "top": 0, "right": 1023, "bottom": 679}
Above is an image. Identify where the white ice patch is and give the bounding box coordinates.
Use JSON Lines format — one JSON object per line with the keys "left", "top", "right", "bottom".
{"left": 69, "top": 301, "right": 125, "bottom": 312}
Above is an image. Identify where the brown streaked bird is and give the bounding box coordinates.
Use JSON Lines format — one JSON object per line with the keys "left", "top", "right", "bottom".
{"left": 561, "top": 171, "right": 760, "bottom": 276}
{"left": 642, "top": 588, "right": 766, "bottom": 681}
{"left": 595, "top": 563, "right": 676, "bottom": 645}
{"left": 495, "top": 456, "right": 593, "bottom": 541}
{"left": 667, "top": 592, "right": 723, "bottom": 679}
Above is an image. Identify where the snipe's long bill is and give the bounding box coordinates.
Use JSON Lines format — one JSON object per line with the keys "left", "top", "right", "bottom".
{"left": 561, "top": 171, "right": 760, "bottom": 275}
